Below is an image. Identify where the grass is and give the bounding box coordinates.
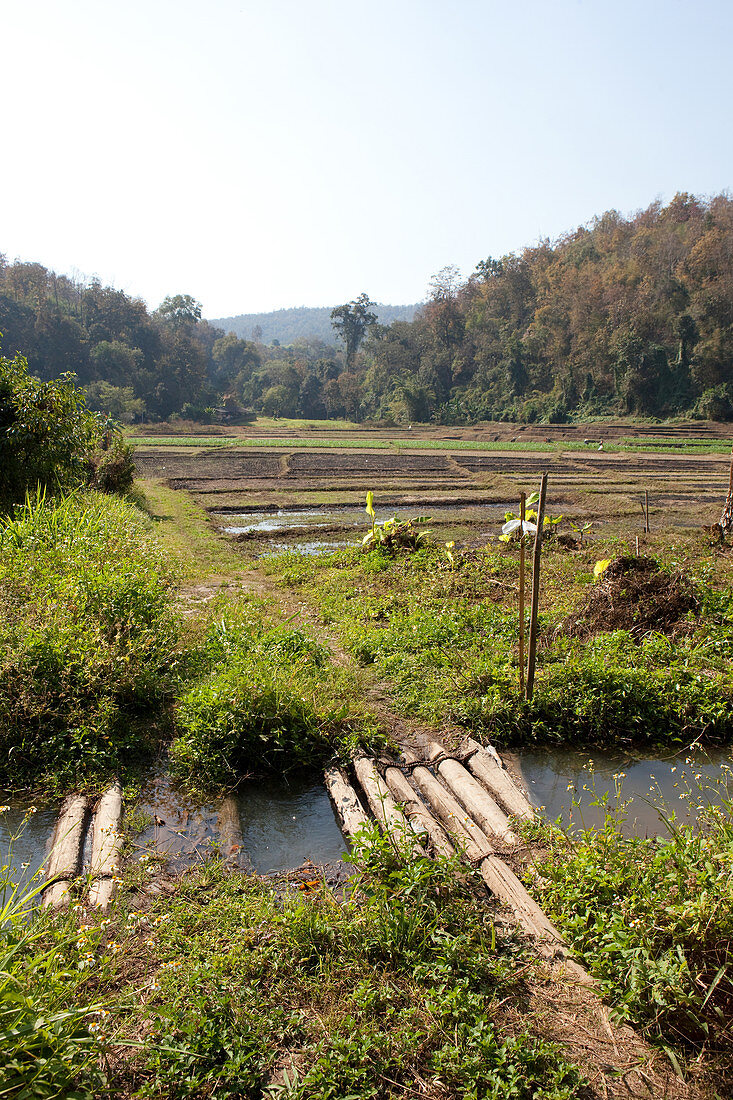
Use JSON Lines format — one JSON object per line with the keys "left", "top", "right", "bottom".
{"left": 524, "top": 770, "right": 733, "bottom": 1087}
{"left": 51, "top": 833, "right": 585, "bottom": 1099}
{"left": 264, "top": 536, "right": 733, "bottom": 751}
{"left": 128, "top": 435, "right": 733, "bottom": 454}
{"left": 132, "top": 479, "right": 247, "bottom": 583}
{"left": 0, "top": 827, "right": 107, "bottom": 1098}
{"left": 0, "top": 490, "right": 178, "bottom": 791}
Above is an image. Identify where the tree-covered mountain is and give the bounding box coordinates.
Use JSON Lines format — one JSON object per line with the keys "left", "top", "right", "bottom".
{"left": 210, "top": 303, "right": 420, "bottom": 346}
{"left": 1, "top": 191, "right": 732, "bottom": 424}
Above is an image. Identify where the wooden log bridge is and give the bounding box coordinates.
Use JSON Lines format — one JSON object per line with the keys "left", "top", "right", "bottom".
{"left": 43, "top": 782, "right": 124, "bottom": 910}
{"left": 325, "top": 739, "right": 589, "bottom": 984}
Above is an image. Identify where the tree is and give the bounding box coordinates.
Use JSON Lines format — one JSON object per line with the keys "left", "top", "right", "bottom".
{"left": 0, "top": 348, "right": 105, "bottom": 508}
{"left": 156, "top": 294, "right": 202, "bottom": 328}
{"left": 330, "top": 293, "right": 377, "bottom": 368}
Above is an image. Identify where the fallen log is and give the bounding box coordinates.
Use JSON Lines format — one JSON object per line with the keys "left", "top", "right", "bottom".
{"left": 353, "top": 757, "right": 425, "bottom": 856}
{"left": 324, "top": 765, "right": 371, "bottom": 840}
{"left": 461, "top": 737, "right": 535, "bottom": 821}
{"left": 382, "top": 764, "right": 454, "bottom": 859}
{"left": 43, "top": 794, "right": 90, "bottom": 909}
{"left": 427, "top": 741, "right": 517, "bottom": 847}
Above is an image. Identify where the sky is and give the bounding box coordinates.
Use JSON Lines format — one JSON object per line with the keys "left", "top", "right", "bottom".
{"left": 2, "top": 0, "right": 732, "bottom": 319}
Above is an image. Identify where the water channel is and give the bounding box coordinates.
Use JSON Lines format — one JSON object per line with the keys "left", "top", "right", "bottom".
{"left": 3, "top": 746, "right": 730, "bottom": 886}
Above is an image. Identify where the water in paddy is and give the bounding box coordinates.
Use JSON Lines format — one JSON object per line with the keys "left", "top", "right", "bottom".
{"left": 517, "top": 745, "right": 732, "bottom": 837}
{"left": 136, "top": 770, "right": 347, "bottom": 874}
{"left": 214, "top": 502, "right": 509, "bottom": 555}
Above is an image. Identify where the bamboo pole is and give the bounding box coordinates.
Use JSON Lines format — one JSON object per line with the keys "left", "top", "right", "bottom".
{"left": 518, "top": 492, "right": 526, "bottom": 695}
{"left": 382, "top": 764, "right": 455, "bottom": 859}
{"left": 43, "top": 795, "right": 90, "bottom": 908}
{"left": 403, "top": 749, "right": 495, "bottom": 861}
{"left": 353, "top": 757, "right": 425, "bottom": 856}
{"left": 427, "top": 742, "right": 517, "bottom": 847}
{"left": 324, "top": 765, "right": 372, "bottom": 840}
{"left": 461, "top": 738, "right": 535, "bottom": 821}
{"left": 525, "top": 472, "right": 548, "bottom": 703}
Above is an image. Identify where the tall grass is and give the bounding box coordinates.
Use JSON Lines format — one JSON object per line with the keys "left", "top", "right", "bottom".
{"left": 0, "top": 490, "right": 178, "bottom": 789}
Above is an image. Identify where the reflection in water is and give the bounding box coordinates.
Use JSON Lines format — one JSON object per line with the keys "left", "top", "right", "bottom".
{"left": 518, "top": 746, "right": 732, "bottom": 837}
{"left": 136, "top": 770, "right": 347, "bottom": 874}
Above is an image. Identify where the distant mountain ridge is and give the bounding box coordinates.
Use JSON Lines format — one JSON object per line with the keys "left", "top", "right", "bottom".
{"left": 209, "top": 302, "right": 421, "bottom": 346}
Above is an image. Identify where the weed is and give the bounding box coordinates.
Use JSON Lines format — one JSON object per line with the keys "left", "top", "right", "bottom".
{"left": 525, "top": 772, "right": 733, "bottom": 1085}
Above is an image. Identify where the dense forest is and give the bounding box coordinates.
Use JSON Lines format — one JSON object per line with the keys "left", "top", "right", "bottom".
{"left": 1, "top": 191, "right": 732, "bottom": 423}
{"left": 211, "top": 303, "right": 419, "bottom": 346}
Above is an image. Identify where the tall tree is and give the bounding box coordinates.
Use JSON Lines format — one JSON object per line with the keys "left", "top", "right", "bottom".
{"left": 330, "top": 293, "right": 377, "bottom": 368}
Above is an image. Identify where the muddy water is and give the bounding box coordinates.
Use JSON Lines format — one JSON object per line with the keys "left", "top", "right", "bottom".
{"left": 517, "top": 745, "right": 732, "bottom": 837}
{"left": 136, "top": 770, "right": 347, "bottom": 874}
{"left": 0, "top": 799, "right": 58, "bottom": 886}
{"left": 213, "top": 502, "right": 509, "bottom": 556}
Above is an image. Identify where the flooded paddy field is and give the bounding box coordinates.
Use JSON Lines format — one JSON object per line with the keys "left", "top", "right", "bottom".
{"left": 133, "top": 423, "right": 732, "bottom": 543}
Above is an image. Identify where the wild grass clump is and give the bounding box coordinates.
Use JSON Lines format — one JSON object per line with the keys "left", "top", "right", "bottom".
{"left": 527, "top": 776, "right": 733, "bottom": 1084}
{"left": 108, "top": 834, "right": 584, "bottom": 1098}
{"left": 0, "top": 490, "right": 178, "bottom": 789}
{"left": 170, "top": 608, "right": 371, "bottom": 791}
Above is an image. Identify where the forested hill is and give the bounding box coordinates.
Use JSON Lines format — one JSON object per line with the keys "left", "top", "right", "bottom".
{"left": 1, "top": 191, "right": 732, "bottom": 424}
{"left": 210, "top": 303, "right": 420, "bottom": 345}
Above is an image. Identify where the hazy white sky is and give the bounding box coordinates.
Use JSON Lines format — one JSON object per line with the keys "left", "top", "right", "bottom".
{"left": 3, "top": 0, "right": 731, "bottom": 317}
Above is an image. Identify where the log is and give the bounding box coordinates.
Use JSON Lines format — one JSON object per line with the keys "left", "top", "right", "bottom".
{"left": 461, "top": 737, "right": 535, "bottom": 821}
{"left": 88, "top": 781, "right": 124, "bottom": 910}
{"left": 427, "top": 742, "right": 517, "bottom": 847}
{"left": 403, "top": 750, "right": 494, "bottom": 863}
{"left": 382, "top": 764, "right": 454, "bottom": 859}
{"left": 217, "top": 794, "right": 253, "bottom": 868}
{"left": 43, "top": 794, "right": 90, "bottom": 908}
{"left": 353, "top": 757, "right": 425, "bottom": 856}
{"left": 90, "top": 781, "right": 123, "bottom": 878}
{"left": 324, "top": 765, "right": 372, "bottom": 840}
{"left": 479, "top": 855, "right": 592, "bottom": 985}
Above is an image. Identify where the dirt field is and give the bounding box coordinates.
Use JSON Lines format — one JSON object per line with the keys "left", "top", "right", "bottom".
{"left": 132, "top": 420, "right": 732, "bottom": 552}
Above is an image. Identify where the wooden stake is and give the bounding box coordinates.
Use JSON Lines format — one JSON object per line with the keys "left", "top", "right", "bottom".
{"left": 644, "top": 489, "right": 650, "bottom": 533}
{"left": 518, "top": 492, "right": 526, "bottom": 695}
{"left": 525, "top": 473, "right": 548, "bottom": 703}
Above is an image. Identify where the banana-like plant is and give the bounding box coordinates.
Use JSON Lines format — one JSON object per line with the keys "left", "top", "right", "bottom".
{"left": 499, "top": 491, "right": 563, "bottom": 543}
{"left": 362, "top": 492, "right": 431, "bottom": 552}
